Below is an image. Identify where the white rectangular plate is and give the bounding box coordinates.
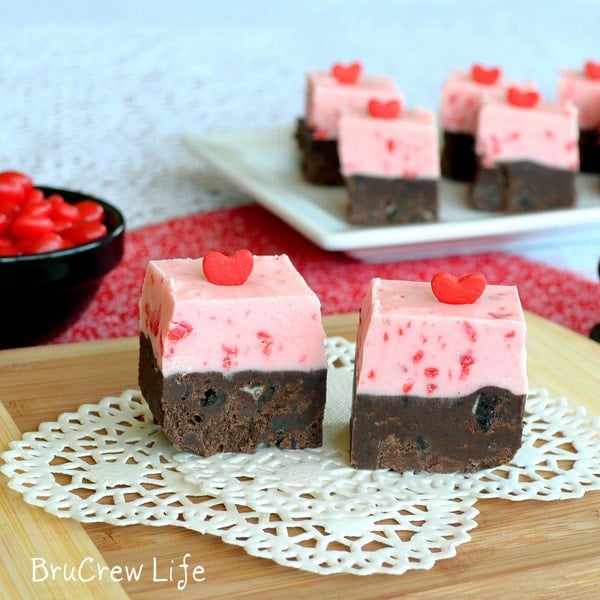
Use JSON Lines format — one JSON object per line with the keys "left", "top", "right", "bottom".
{"left": 184, "top": 127, "right": 600, "bottom": 262}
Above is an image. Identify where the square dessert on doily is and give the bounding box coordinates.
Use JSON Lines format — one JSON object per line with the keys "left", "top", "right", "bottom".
{"left": 138, "top": 252, "right": 328, "bottom": 456}
{"left": 351, "top": 275, "right": 528, "bottom": 473}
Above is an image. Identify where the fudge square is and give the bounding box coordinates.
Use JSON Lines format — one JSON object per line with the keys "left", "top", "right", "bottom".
{"left": 557, "top": 61, "right": 600, "bottom": 173}
{"left": 350, "top": 277, "right": 528, "bottom": 473}
{"left": 471, "top": 88, "right": 579, "bottom": 212}
{"left": 338, "top": 102, "right": 439, "bottom": 225}
{"left": 296, "top": 62, "right": 401, "bottom": 185}
{"left": 440, "top": 64, "right": 509, "bottom": 181}
{"left": 138, "top": 253, "right": 328, "bottom": 456}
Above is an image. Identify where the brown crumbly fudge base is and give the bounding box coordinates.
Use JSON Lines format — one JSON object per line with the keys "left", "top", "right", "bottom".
{"left": 345, "top": 174, "right": 438, "bottom": 225}
{"left": 579, "top": 128, "right": 600, "bottom": 173}
{"left": 139, "top": 334, "right": 326, "bottom": 456}
{"left": 441, "top": 130, "right": 477, "bottom": 182}
{"left": 470, "top": 160, "right": 576, "bottom": 212}
{"left": 295, "top": 118, "right": 343, "bottom": 185}
{"left": 350, "top": 386, "right": 526, "bottom": 473}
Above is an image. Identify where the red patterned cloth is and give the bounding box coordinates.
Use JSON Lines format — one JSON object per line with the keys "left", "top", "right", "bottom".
{"left": 51, "top": 204, "right": 599, "bottom": 344}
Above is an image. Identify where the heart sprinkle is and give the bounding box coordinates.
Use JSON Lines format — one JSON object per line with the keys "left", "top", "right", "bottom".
{"left": 471, "top": 64, "right": 501, "bottom": 85}
{"left": 507, "top": 87, "right": 539, "bottom": 108}
{"left": 584, "top": 60, "right": 600, "bottom": 80}
{"left": 430, "top": 272, "right": 487, "bottom": 304}
{"left": 368, "top": 98, "right": 401, "bottom": 119}
{"left": 331, "top": 61, "right": 362, "bottom": 85}
{"left": 202, "top": 250, "right": 254, "bottom": 286}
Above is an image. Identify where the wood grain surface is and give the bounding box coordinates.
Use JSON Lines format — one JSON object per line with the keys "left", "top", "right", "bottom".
{"left": 1, "top": 311, "right": 599, "bottom": 599}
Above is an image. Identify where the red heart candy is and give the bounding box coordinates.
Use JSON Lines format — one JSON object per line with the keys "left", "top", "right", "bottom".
{"left": 507, "top": 87, "right": 539, "bottom": 108}
{"left": 471, "top": 64, "right": 501, "bottom": 85}
{"left": 331, "top": 61, "right": 362, "bottom": 85}
{"left": 368, "top": 98, "right": 401, "bottom": 119}
{"left": 202, "top": 250, "right": 254, "bottom": 286}
{"left": 584, "top": 60, "right": 600, "bottom": 80}
{"left": 430, "top": 272, "right": 487, "bottom": 304}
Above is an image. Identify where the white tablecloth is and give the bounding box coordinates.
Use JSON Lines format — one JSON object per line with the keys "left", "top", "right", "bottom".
{"left": 2, "top": 0, "right": 598, "bottom": 279}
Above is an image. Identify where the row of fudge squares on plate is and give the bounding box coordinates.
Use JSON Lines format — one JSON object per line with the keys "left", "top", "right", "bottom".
{"left": 138, "top": 252, "right": 527, "bottom": 474}
{"left": 296, "top": 61, "right": 600, "bottom": 224}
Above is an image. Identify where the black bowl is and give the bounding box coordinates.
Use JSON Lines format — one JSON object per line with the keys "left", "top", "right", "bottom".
{"left": 0, "top": 186, "right": 125, "bottom": 349}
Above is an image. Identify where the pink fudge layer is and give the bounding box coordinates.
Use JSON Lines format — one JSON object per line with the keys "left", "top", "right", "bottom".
{"left": 338, "top": 107, "right": 440, "bottom": 179}
{"left": 476, "top": 99, "right": 579, "bottom": 170}
{"left": 440, "top": 70, "right": 509, "bottom": 134}
{"left": 557, "top": 69, "right": 600, "bottom": 129}
{"left": 305, "top": 70, "right": 401, "bottom": 140}
{"left": 355, "top": 279, "right": 527, "bottom": 398}
{"left": 139, "top": 255, "right": 327, "bottom": 377}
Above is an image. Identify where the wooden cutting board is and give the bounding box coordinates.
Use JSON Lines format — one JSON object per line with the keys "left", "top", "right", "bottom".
{"left": 1, "top": 311, "right": 599, "bottom": 599}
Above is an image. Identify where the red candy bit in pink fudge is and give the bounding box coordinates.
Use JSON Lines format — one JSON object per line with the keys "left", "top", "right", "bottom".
{"left": 463, "top": 321, "right": 477, "bottom": 342}
{"left": 368, "top": 98, "right": 401, "bottom": 119}
{"left": 584, "top": 60, "right": 600, "bottom": 80}
{"left": 507, "top": 86, "right": 539, "bottom": 108}
{"left": 202, "top": 249, "right": 254, "bottom": 286}
{"left": 459, "top": 352, "right": 475, "bottom": 379}
{"left": 412, "top": 350, "right": 424, "bottom": 364}
{"left": 402, "top": 379, "right": 414, "bottom": 394}
{"left": 221, "top": 344, "right": 239, "bottom": 370}
{"left": 431, "top": 272, "right": 486, "bottom": 304}
{"left": 470, "top": 64, "right": 501, "bottom": 85}
{"left": 424, "top": 367, "right": 439, "bottom": 378}
{"left": 149, "top": 307, "right": 161, "bottom": 337}
{"left": 331, "top": 61, "right": 362, "bottom": 85}
{"left": 167, "top": 321, "right": 193, "bottom": 342}
{"left": 312, "top": 128, "right": 329, "bottom": 141}
{"left": 257, "top": 330, "right": 273, "bottom": 355}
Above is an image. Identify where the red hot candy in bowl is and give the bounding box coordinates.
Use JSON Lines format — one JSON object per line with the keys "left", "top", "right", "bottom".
{"left": 0, "top": 178, "right": 125, "bottom": 348}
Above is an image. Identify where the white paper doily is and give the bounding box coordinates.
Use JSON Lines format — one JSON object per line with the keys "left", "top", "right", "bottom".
{"left": 2, "top": 337, "right": 600, "bottom": 576}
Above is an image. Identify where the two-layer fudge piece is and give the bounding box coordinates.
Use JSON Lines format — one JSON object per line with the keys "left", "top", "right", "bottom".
{"left": 138, "top": 251, "right": 328, "bottom": 456}
{"left": 557, "top": 60, "right": 600, "bottom": 173}
{"left": 440, "top": 64, "right": 509, "bottom": 181}
{"left": 470, "top": 86, "right": 579, "bottom": 212}
{"left": 295, "top": 61, "right": 401, "bottom": 185}
{"left": 350, "top": 273, "right": 527, "bottom": 473}
{"left": 338, "top": 100, "right": 439, "bottom": 225}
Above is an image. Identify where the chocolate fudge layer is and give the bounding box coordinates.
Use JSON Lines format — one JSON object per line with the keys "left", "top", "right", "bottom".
{"left": 139, "top": 334, "right": 326, "bottom": 456}
{"left": 441, "top": 131, "right": 477, "bottom": 182}
{"left": 345, "top": 175, "right": 438, "bottom": 225}
{"left": 350, "top": 386, "right": 526, "bottom": 473}
{"left": 579, "top": 128, "right": 600, "bottom": 173}
{"left": 295, "top": 118, "right": 343, "bottom": 185}
{"left": 470, "top": 160, "right": 576, "bottom": 212}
